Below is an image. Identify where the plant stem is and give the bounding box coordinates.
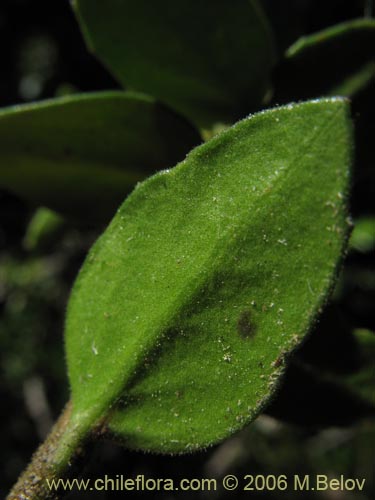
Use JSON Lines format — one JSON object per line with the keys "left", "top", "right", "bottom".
{"left": 7, "top": 401, "right": 86, "bottom": 500}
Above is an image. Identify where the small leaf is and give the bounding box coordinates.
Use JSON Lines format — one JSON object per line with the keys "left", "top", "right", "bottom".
{"left": 65, "top": 99, "right": 352, "bottom": 453}
{"left": 72, "top": 0, "right": 276, "bottom": 129}
{"left": 349, "top": 217, "right": 375, "bottom": 253}
{"left": 273, "top": 19, "right": 375, "bottom": 103}
{"left": 0, "top": 91, "right": 200, "bottom": 225}
{"left": 23, "top": 208, "right": 66, "bottom": 252}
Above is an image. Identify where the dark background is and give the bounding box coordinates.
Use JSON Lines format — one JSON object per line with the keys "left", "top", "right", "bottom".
{"left": 1, "top": 1, "right": 374, "bottom": 498}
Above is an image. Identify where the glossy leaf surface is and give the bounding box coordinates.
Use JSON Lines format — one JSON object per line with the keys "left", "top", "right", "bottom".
{"left": 0, "top": 91, "right": 200, "bottom": 225}
{"left": 73, "top": 0, "right": 276, "bottom": 129}
{"left": 65, "top": 99, "right": 352, "bottom": 453}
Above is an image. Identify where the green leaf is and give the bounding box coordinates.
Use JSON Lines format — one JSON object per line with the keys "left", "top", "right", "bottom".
{"left": 23, "top": 208, "right": 66, "bottom": 252}
{"left": 349, "top": 217, "right": 375, "bottom": 253}
{"left": 72, "top": 0, "right": 276, "bottom": 129}
{"left": 273, "top": 19, "right": 375, "bottom": 103}
{"left": 0, "top": 91, "right": 200, "bottom": 225}
{"left": 65, "top": 99, "right": 352, "bottom": 453}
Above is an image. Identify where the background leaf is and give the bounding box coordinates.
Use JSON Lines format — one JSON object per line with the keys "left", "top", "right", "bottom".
{"left": 349, "top": 216, "right": 375, "bottom": 253}
{"left": 23, "top": 208, "right": 66, "bottom": 252}
{"left": 260, "top": 0, "right": 371, "bottom": 54}
{"left": 0, "top": 91, "right": 200, "bottom": 225}
{"left": 342, "top": 328, "right": 375, "bottom": 406}
{"left": 268, "top": 307, "right": 375, "bottom": 425}
{"left": 273, "top": 19, "right": 375, "bottom": 103}
{"left": 65, "top": 99, "right": 352, "bottom": 453}
{"left": 72, "top": 0, "right": 276, "bottom": 129}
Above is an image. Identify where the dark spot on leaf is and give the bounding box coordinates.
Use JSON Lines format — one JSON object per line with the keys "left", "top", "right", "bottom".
{"left": 237, "top": 310, "right": 256, "bottom": 339}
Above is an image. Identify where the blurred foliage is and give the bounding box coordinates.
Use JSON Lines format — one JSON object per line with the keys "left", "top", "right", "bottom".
{"left": 73, "top": 0, "right": 276, "bottom": 129}
{"left": 23, "top": 207, "right": 66, "bottom": 252}
{"left": 272, "top": 18, "right": 375, "bottom": 103}
{"left": 350, "top": 216, "right": 375, "bottom": 253}
{"left": 0, "top": 92, "right": 201, "bottom": 225}
{"left": 0, "top": 0, "right": 374, "bottom": 499}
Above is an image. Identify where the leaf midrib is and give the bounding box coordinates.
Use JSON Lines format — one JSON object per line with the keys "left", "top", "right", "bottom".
{"left": 87, "top": 105, "right": 345, "bottom": 429}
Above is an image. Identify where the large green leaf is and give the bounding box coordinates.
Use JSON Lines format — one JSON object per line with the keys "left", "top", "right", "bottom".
{"left": 65, "top": 99, "right": 352, "bottom": 453}
{"left": 0, "top": 91, "right": 200, "bottom": 225}
{"left": 273, "top": 19, "right": 375, "bottom": 103}
{"left": 72, "top": 0, "right": 276, "bottom": 129}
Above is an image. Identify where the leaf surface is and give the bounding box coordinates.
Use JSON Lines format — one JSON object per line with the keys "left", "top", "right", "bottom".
{"left": 72, "top": 0, "right": 276, "bottom": 129}
{"left": 65, "top": 99, "right": 352, "bottom": 453}
{"left": 0, "top": 91, "right": 200, "bottom": 225}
